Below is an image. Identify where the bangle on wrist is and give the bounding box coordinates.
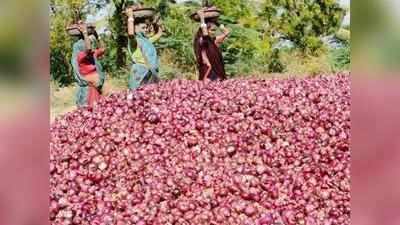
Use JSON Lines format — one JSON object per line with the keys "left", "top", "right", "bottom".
{"left": 128, "top": 17, "right": 134, "bottom": 22}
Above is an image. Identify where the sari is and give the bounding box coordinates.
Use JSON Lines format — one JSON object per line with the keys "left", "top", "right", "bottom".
{"left": 71, "top": 39, "right": 106, "bottom": 107}
{"left": 127, "top": 32, "right": 160, "bottom": 90}
{"left": 193, "top": 29, "right": 226, "bottom": 81}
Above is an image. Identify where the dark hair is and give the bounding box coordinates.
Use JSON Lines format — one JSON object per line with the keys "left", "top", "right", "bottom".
{"left": 206, "top": 22, "right": 219, "bottom": 30}
{"left": 134, "top": 17, "right": 147, "bottom": 25}
{"left": 77, "top": 31, "right": 99, "bottom": 44}
{"left": 205, "top": 18, "right": 219, "bottom": 28}
{"left": 92, "top": 31, "right": 99, "bottom": 40}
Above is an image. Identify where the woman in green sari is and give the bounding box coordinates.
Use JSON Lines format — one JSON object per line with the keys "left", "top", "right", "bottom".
{"left": 126, "top": 7, "right": 163, "bottom": 90}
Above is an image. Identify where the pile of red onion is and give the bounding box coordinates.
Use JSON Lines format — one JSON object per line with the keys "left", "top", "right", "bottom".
{"left": 50, "top": 73, "right": 350, "bottom": 225}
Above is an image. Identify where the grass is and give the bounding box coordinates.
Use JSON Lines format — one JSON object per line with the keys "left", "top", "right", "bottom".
{"left": 281, "top": 51, "right": 332, "bottom": 77}
{"left": 50, "top": 81, "right": 77, "bottom": 121}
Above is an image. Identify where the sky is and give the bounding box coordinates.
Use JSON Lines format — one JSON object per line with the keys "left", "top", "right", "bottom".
{"left": 340, "top": 0, "right": 350, "bottom": 26}
{"left": 340, "top": 0, "right": 350, "bottom": 7}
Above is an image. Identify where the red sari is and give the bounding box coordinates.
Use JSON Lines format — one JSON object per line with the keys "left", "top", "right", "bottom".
{"left": 194, "top": 29, "right": 226, "bottom": 81}
{"left": 77, "top": 48, "right": 105, "bottom": 106}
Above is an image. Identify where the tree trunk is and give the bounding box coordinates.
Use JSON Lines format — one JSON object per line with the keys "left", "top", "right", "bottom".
{"left": 116, "top": 34, "right": 127, "bottom": 68}
{"left": 65, "top": 54, "right": 74, "bottom": 85}
{"left": 111, "top": 0, "right": 127, "bottom": 68}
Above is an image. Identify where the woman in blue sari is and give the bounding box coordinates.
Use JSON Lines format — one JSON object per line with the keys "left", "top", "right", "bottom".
{"left": 126, "top": 7, "right": 163, "bottom": 90}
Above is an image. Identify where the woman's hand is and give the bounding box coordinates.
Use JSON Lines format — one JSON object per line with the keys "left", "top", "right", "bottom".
{"left": 198, "top": 8, "right": 208, "bottom": 36}
{"left": 78, "top": 21, "right": 92, "bottom": 51}
{"left": 78, "top": 21, "right": 87, "bottom": 33}
{"left": 197, "top": 8, "right": 206, "bottom": 20}
{"left": 215, "top": 24, "right": 230, "bottom": 46}
{"left": 126, "top": 7, "right": 134, "bottom": 18}
{"left": 220, "top": 24, "right": 230, "bottom": 34}
{"left": 127, "top": 8, "right": 135, "bottom": 36}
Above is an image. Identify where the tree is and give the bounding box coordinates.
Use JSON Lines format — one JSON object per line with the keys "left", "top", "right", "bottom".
{"left": 210, "top": 0, "right": 253, "bottom": 21}
{"left": 50, "top": 0, "right": 86, "bottom": 85}
{"left": 260, "top": 0, "right": 345, "bottom": 55}
{"left": 109, "top": 0, "right": 128, "bottom": 68}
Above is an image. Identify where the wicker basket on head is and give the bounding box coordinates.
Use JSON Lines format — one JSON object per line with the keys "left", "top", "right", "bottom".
{"left": 66, "top": 23, "right": 96, "bottom": 37}
{"left": 124, "top": 7, "right": 156, "bottom": 19}
{"left": 190, "top": 7, "right": 221, "bottom": 22}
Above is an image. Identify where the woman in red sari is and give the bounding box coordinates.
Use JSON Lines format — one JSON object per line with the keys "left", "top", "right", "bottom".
{"left": 72, "top": 22, "right": 107, "bottom": 107}
{"left": 193, "top": 9, "right": 230, "bottom": 81}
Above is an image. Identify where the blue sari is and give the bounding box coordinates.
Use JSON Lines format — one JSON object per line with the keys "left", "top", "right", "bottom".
{"left": 127, "top": 32, "right": 160, "bottom": 90}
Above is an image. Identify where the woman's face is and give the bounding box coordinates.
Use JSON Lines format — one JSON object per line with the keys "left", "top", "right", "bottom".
{"left": 207, "top": 23, "right": 218, "bottom": 37}
{"left": 135, "top": 23, "right": 148, "bottom": 34}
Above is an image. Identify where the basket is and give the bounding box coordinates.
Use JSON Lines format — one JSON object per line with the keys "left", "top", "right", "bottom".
{"left": 190, "top": 8, "right": 221, "bottom": 22}
{"left": 66, "top": 23, "right": 96, "bottom": 37}
{"left": 125, "top": 7, "right": 156, "bottom": 19}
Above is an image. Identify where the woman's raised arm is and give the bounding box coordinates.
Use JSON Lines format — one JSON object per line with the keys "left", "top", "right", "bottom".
{"left": 215, "top": 24, "right": 230, "bottom": 46}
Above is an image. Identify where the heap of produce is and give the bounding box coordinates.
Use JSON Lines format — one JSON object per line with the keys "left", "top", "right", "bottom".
{"left": 50, "top": 73, "right": 350, "bottom": 225}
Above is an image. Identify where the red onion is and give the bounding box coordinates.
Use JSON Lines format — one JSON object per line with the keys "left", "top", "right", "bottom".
{"left": 50, "top": 73, "right": 350, "bottom": 224}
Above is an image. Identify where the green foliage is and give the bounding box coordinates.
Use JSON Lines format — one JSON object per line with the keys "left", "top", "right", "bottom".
{"left": 99, "top": 37, "right": 119, "bottom": 73}
{"left": 335, "top": 28, "right": 350, "bottom": 43}
{"left": 211, "top": 0, "right": 253, "bottom": 20}
{"left": 329, "top": 43, "right": 350, "bottom": 71}
{"left": 260, "top": 0, "right": 345, "bottom": 54}
{"left": 223, "top": 25, "right": 271, "bottom": 76}
{"left": 330, "top": 27, "right": 350, "bottom": 72}
{"left": 157, "top": 4, "right": 197, "bottom": 72}
{"left": 51, "top": 48, "right": 74, "bottom": 85}
{"left": 268, "top": 49, "right": 286, "bottom": 73}
{"left": 279, "top": 48, "right": 332, "bottom": 76}
{"left": 50, "top": 0, "right": 85, "bottom": 86}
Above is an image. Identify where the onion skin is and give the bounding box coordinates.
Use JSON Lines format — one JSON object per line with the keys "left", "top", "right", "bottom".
{"left": 50, "top": 74, "right": 350, "bottom": 225}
